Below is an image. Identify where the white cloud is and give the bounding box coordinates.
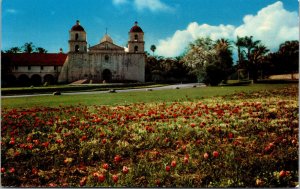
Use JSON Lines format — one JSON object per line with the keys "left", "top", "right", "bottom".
{"left": 156, "top": 1, "right": 299, "bottom": 57}
{"left": 156, "top": 22, "right": 235, "bottom": 57}
{"left": 134, "top": 0, "right": 173, "bottom": 12}
{"left": 234, "top": 1, "right": 298, "bottom": 50}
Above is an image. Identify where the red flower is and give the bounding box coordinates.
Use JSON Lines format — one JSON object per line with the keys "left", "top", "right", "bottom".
{"left": 32, "top": 168, "right": 38, "bottom": 175}
{"left": 42, "top": 142, "right": 49, "bottom": 148}
{"left": 122, "top": 166, "right": 129, "bottom": 174}
{"left": 80, "top": 176, "right": 87, "bottom": 186}
{"left": 114, "top": 155, "right": 121, "bottom": 163}
{"left": 112, "top": 174, "right": 118, "bottom": 183}
{"left": 228, "top": 132, "right": 234, "bottom": 139}
{"left": 165, "top": 165, "right": 171, "bottom": 172}
{"left": 98, "top": 173, "right": 105, "bottom": 182}
{"left": 213, "top": 151, "right": 219, "bottom": 158}
{"left": 9, "top": 167, "right": 15, "bottom": 173}
{"left": 279, "top": 170, "right": 286, "bottom": 178}
{"left": 183, "top": 156, "right": 189, "bottom": 164}
{"left": 102, "top": 163, "right": 109, "bottom": 170}
{"left": 171, "top": 160, "right": 177, "bottom": 167}
{"left": 56, "top": 139, "right": 63, "bottom": 144}
{"left": 203, "top": 152, "right": 209, "bottom": 159}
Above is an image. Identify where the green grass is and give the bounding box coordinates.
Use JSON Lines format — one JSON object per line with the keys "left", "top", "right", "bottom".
{"left": 1, "top": 84, "right": 297, "bottom": 109}
{"left": 1, "top": 83, "right": 166, "bottom": 95}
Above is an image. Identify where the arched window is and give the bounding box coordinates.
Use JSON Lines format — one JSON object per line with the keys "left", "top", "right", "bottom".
{"left": 75, "top": 45, "right": 79, "bottom": 52}
{"left": 75, "top": 33, "right": 79, "bottom": 40}
{"left": 134, "top": 34, "right": 138, "bottom": 41}
{"left": 134, "top": 46, "right": 138, "bottom": 52}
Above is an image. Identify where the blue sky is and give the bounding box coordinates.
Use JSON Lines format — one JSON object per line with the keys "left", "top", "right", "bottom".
{"left": 2, "top": 0, "right": 299, "bottom": 57}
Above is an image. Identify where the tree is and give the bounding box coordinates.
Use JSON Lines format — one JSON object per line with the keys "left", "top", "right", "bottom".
{"left": 234, "top": 36, "right": 265, "bottom": 82}
{"left": 35, "top": 47, "right": 48, "bottom": 53}
{"left": 235, "top": 36, "right": 246, "bottom": 68}
{"left": 183, "top": 37, "right": 216, "bottom": 83}
{"left": 251, "top": 44, "right": 269, "bottom": 80}
{"left": 22, "top": 42, "right": 35, "bottom": 53}
{"left": 278, "top": 40, "right": 299, "bottom": 78}
{"left": 150, "top": 45, "right": 156, "bottom": 56}
{"left": 5, "top": 47, "right": 21, "bottom": 53}
{"left": 183, "top": 37, "right": 233, "bottom": 85}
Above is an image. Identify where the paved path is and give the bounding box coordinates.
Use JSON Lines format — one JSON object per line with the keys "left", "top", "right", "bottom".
{"left": 2, "top": 83, "right": 206, "bottom": 98}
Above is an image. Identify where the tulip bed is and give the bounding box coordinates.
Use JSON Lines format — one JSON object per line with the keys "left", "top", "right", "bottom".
{"left": 1, "top": 86, "right": 298, "bottom": 187}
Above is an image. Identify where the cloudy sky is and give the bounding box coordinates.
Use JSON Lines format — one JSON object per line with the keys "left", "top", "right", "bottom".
{"left": 2, "top": 0, "right": 299, "bottom": 58}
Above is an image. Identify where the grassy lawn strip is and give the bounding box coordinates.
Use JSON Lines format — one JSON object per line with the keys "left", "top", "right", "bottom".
{"left": 1, "top": 83, "right": 166, "bottom": 95}
{"left": 2, "top": 84, "right": 296, "bottom": 109}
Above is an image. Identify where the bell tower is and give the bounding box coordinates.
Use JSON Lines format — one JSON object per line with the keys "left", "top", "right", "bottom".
{"left": 69, "top": 20, "right": 87, "bottom": 53}
{"left": 128, "top": 21, "right": 144, "bottom": 53}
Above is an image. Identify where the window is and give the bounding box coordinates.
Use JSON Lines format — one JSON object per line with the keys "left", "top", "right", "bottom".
{"left": 75, "top": 45, "right": 79, "bottom": 52}
{"left": 41, "top": 66, "right": 44, "bottom": 70}
{"left": 134, "top": 34, "right": 138, "bottom": 41}
{"left": 75, "top": 33, "right": 79, "bottom": 41}
{"left": 28, "top": 66, "right": 31, "bottom": 70}
{"left": 105, "top": 55, "right": 109, "bottom": 62}
{"left": 54, "top": 66, "right": 57, "bottom": 71}
{"left": 134, "top": 46, "right": 138, "bottom": 52}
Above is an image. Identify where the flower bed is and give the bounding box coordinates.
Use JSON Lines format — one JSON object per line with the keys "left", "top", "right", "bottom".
{"left": 1, "top": 86, "right": 298, "bottom": 187}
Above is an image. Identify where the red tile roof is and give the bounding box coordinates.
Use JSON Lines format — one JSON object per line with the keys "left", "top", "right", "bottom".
{"left": 71, "top": 24, "right": 85, "bottom": 31}
{"left": 130, "top": 21, "right": 143, "bottom": 33}
{"left": 2, "top": 53, "right": 68, "bottom": 66}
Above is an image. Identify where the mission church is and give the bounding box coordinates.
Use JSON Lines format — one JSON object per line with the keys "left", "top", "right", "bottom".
{"left": 59, "top": 20, "right": 146, "bottom": 83}
{"left": 2, "top": 20, "right": 146, "bottom": 86}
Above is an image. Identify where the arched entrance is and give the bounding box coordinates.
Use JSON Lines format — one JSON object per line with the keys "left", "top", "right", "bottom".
{"left": 44, "top": 74, "right": 55, "bottom": 85}
{"left": 31, "top": 74, "right": 42, "bottom": 86}
{"left": 3, "top": 74, "right": 17, "bottom": 87}
{"left": 18, "top": 74, "right": 30, "bottom": 86}
{"left": 102, "top": 69, "right": 112, "bottom": 82}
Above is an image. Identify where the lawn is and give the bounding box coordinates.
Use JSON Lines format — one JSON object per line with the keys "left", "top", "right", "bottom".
{"left": 1, "top": 84, "right": 298, "bottom": 187}
{"left": 1, "top": 84, "right": 296, "bottom": 109}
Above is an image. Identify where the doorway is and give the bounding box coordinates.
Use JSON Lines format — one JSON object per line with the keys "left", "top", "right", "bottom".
{"left": 102, "top": 69, "right": 112, "bottom": 82}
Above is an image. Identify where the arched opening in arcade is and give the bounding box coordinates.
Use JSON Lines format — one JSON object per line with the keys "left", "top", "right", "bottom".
{"left": 44, "top": 74, "right": 56, "bottom": 85}
{"left": 31, "top": 74, "right": 42, "bottom": 86}
{"left": 3, "top": 74, "right": 17, "bottom": 87}
{"left": 18, "top": 74, "right": 30, "bottom": 86}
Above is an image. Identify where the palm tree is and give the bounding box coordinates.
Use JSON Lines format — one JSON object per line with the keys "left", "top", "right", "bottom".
{"left": 215, "top": 38, "right": 234, "bottom": 83}
{"left": 278, "top": 40, "right": 299, "bottom": 79}
{"left": 235, "top": 36, "right": 262, "bottom": 82}
{"left": 5, "top": 47, "right": 21, "bottom": 53}
{"left": 235, "top": 36, "right": 246, "bottom": 69}
{"left": 150, "top": 45, "right": 156, "bottom": 56}
{"left": 35, "top": 47, "right": 48, "bottom": 53}
{"left": 252, "top": 44, "right": 269, "bottom": 80}
{"left": 215, "top": 38, "right": 231, "bottom": 51}
{"left": 22, "top": 42, "right": 35, "bottom": 53}
{"left": 243, "top": 36, "right": 261, "bottom": 62}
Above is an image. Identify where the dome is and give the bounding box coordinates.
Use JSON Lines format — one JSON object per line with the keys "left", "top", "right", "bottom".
{"left": 130, "top": 21, "right": 143, "bottom": 33}
{"left": 100, "top": 34, "right": 113, "bottom": 43}
{"left": 71, "top": 20, "right": 85, "bottom": 31}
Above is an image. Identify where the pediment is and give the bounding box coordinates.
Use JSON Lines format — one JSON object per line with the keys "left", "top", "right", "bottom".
{"left": 89, "top": 42, "right": 124, "bottom": 52}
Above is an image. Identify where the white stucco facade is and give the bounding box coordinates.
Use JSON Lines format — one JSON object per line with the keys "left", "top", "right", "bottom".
{"left": 58, "top": 21, "right": 146, "bottom": 83}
